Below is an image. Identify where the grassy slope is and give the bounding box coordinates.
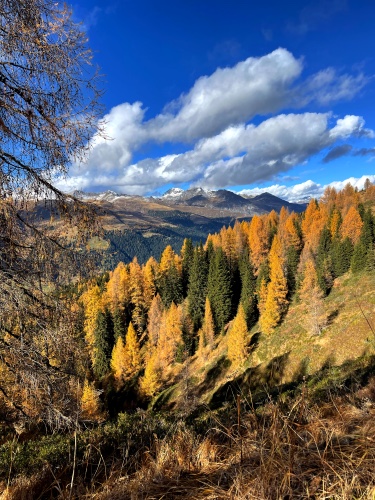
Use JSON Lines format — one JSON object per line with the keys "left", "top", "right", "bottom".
{"left": 155, "top": 269, "right": 375, "bottom": 411}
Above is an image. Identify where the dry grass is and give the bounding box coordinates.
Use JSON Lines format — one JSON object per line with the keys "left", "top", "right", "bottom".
{"left": 90, "top": 387, "right": 375, "bottom": 499}
{"left": 4, "top": 378, "right": 374, "bottom": 500}
{"left": 3, "top": 379, "right": 375, "bottom": 499}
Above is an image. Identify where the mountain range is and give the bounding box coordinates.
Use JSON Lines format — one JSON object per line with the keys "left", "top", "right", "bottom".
{"left": 69, "top": 187, "right": 306, "bottom": 267}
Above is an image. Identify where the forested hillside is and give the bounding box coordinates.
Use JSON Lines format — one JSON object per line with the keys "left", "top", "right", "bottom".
{"left": 75, "top": 181, "right": 375, "bottom": 402}
{"left": 2, "top": 181, "right": 375, "bottom": 499}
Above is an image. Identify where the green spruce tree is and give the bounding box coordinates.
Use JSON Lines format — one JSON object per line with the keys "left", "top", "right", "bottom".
{"left": 93, "top": 309, "right": 114, "bottom": 379}
{"left": 207, "top": 247, "right": 232, "bottom": 333}
{"left": 239, "top": 250, "right": 257, "bottom": 328}
{"left": 187, "top": 244, "right": 208, "bottom": 330}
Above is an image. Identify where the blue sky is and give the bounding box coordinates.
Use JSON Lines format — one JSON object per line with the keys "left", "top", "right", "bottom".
{"left": 59, "top": 0, "right": 375, "bottom": 201}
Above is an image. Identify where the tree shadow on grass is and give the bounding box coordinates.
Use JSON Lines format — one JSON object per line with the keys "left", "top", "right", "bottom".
{"left": 209, "top": 351, "right": 292, "bottom": 409}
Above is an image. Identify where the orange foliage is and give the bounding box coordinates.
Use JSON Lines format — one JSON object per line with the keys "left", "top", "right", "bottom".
{"left": 259, "top": 235, "right": 288, "bottom": 334}
{"left": 227, "top": 303, "right": 248, "bottom": 367}
{"left": 248, "top": 214, "right": 269, "bottom": 272}
{"left": 301, "top": 200, "right": 328, "bottom": 253}
{"left": 341, "top": 206, "right": 363, "bottom": 244}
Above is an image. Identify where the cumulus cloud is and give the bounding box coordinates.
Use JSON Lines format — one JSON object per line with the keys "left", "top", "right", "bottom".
{"left": 56, "top": 112, "right": 372, "bottom": 195}
{"left": 146, "top": 48, "right": 302, "bottom": 142}
{"left": 237, "top": 175, "right": 375, "bottom": 203}
{"left": 322, "top": 144, "right": 352, "bottom": 163}
{"left": 55, "top": 48, "right": 372, "bottom": 195}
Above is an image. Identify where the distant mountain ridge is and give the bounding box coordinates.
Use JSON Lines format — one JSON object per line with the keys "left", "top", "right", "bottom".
{"left": 157, "top": 187, "right": 306, "bottom": 214}
{"left": 65, "top": 187, "right": 307, "bottom": 268}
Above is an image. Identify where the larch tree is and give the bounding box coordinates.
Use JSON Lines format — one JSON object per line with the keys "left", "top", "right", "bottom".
{"left": 104, "top": 262, "right": 130, "bottom": 313}
{"left": 158, "top": 302, "right": 183, "bottom": 368}
{"left": 329, "top": 208, "right": 342, "bottom": 239}
{"left": 284, "top": 212, "right": 302, "bottom": 251}
{"left": 147, "top": 294, "right": 164, "bottom": 347}
{"left": 140, "top": 351, "right": 162, "bottom": 397}
{"left": 129, "top": 257, "right": 147, "bottom": 334}
{"left": 123, "top": 322, "right": 142, "bottom": 379}
{"left": 259, "top": 235, "right": 288, "bottom": 334}
{"left": 221, "top": 226, "right": 238, "bottom": 277}
{"left": 81, "top": 284, "right": 104, "bottom": 362}
{"left": 110, "top": 336, "right": 127, "bottom": 385}
{"left": 248, "top": 214, "right": 269, "bottom": 272}
{"left": 227, "top": 304, "right": 248, "bottom": 367}
{"left": 0, "top": 0, "right": 102, "bottom": 429}
{"left": 301, "top": 199, "right": 328, "bottom": 254}
{"left": 81, "top": 379, "right": 102, "bottom": 422}
{"left": 341, "top": 206, "right": 363, "bottom": 244}
{"left": 143, "top": 257, "right": 158, "bottom": 310}
{"left": 199, "top": 298, "right": 215, "bottom": 351}
{"left": 299, "top": 259, "right": 326, "bottom": 336}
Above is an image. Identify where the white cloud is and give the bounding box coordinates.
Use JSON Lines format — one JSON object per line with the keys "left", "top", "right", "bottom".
{"left": 55, "top": 49, "right": 372, "bottom": 195}
{"left": 56, "top": 112, "right": 372, "bottom": 195}
{"left": 237, "top": 175, "right": 375, "bottom": 203}
{"left": 146, "top": 48, "right": 302, "bottom": 142}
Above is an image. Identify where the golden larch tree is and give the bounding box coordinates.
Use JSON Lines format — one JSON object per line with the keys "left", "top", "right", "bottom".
{"left": 336, "top": 183, "right": 360, "bottom": 216}
{"left": 81, "top": 379, "right": 102, "bottom": 421}
{"left": 104, "top": 262, "right": 129, "bottom": 313}
{"left": 340, "top": 205, "right": 363, "bottom": 244}
{"left": 123, "top": 322, "right": 142, "bottom": 378}
{"left": 199, "top": 297, "right": 215, "bottom": 352}
{"left": 299, "top": 259, "right": 326, "bottom": 335}
{"left": 221, "top": 226, "right": 237, "bottom": 272}
{"left": 248, "top": 214, "right": 269, "bottom": 272}
{"left": 147, "top": 294, "right": 164, "bottom": 347}
{"left": 329, "top": 208, "right": 342, "bottom": 239}
{"left": 158, "top": 302, "right": 183, "bottom": 367}
{"left": 320, "top": 186, "right": 338, "bottom": 213}
{"left": 227, "top": 303, "right": 248, "bottom": 367}
{"left": 140, "top": 351, "right": 162, "bottom": 397}
{"left": 259, "top": 235, "right": 288, "bottom": 334}
{"left": 129, "top": 257, "right": 147, "bottom": 334}
{"left": 80, "top": 283, "right": 103, "bottom": 361}
{"left": 110, "top": 336, "right": 127, "bottom": 384}
{"left": 284, "top": 212, "right": 302, "bottom": 251}
{"left": 301, "top": 199, "right": 328, "bottom": 254}
{"left": 143, "top": 257, "right": 158, "bottom": 309}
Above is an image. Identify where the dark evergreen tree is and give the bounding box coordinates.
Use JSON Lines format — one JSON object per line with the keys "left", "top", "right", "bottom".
{"left": 358, "top": 202, "right": 366, "bottom": 221}
{"left": 366, "top": 244, "right": 375, "bottom": 271}
{"left": 206, "top": 239, "right": 215, "bottom": 262}
{"left": 285, "top": 245, "right": 300, "bottom": 296}
{"left": 316, "top": 228, "right": 333, "bottom": 294}
{"left": 159, "top": 262, "right": 183, "bottom": 308}
{"left": 207, "top": 247, "right": 232, "bottom": 333}
{"left": 360, "top": 208, "right": 375, "bottom": 248}
{"left": 351, "top": 240, "right": 367, "bottom": 273}
{"left": 317, "top": 256, "right": 333, "bottom": 295}
{"left": 239, "top": 251, "right": 258, "bottom": 328}
{"left": 93, "top": 309, "right": 114, "bottom": 379}
{"left": 181, "top": 238, "right": 194, "bottom": 296}
{"left": 112, "top": 307, "right": 126, "bottom": 341}
{"left": 351, "top": 209, "right": 375, "bottom": 273}
{"left": 331, "top": 237, "right": 353, "bottom": 277}
{"left": 256, "top": 259, "right": 270, "bottom": 291}
{"left": 187, "top": 245, "right": 208, "bottom": 330}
